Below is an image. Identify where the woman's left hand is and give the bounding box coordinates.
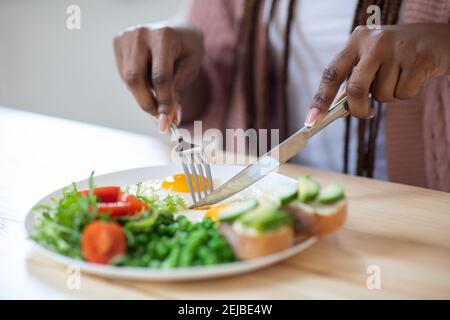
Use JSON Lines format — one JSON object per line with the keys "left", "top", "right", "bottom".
{"left": 305, "top": 23, "right": 450, "bottom": 126}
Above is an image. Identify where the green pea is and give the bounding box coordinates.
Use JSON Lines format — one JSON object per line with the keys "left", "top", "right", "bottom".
{"left": 124, "top": 259, "right": 142, "bottom": 267}
{"left": 176, "top": 231, "right": 189, "bottom": 244}
{"left": 133, "top": 246, "right": 146, "bottom": 257}
{"left": 146, "top": 241, "right": 155, "bottom": 255}
{"left": 148, "top": 260, "right": 161, "bottom": 269}
{"left": 159, "top": 213, "right": 173, "bottom": 224}
{"left": 208, "top": 238, "right": 226, "bottom": 251}
{"left": 155, "top": 241, "right": 169, "bottom": 260}
{"left": 109, "top": 255, "right": 126, "bottom": 266}
{"left": 203, "top": 253, "right": 219, "bottom": 265}
{"left": 202, "top": 218, "right": 214, "bottom": 229}
{"left": 176, "top": 215, "right": 186, "bottom": 222}
{"left": 137, "top": 233, "right": 150, "bottom": 244}
{"left": 167, "top": 224, "right": 178, "bottom": 236}
{"left": 187, "top": 223, "right": 196, "bottom": 232}
{"left": 197, "top": 245, "right": 210, "bottom": 260}
{"left": 221, "top": 248, "right": 235, "bottom": 262}
{"left": 141, "top": 254, "right": 151, "bottom": 265}
{"left": 149, "top": 233, "right": 159, "bottom": 241}
{"left": 193, "top": 259, "right": 202, "bottom": 266}
{"left": 179, "top": 218, "right": 190, "bottom": 230}
{"left": 161, "top": 246, "right": 181, "bottom": 269}
{"left": 208, "top": 230, "right": 220, "bottom": 239}
{"left": 186, "top": 238, "right": 201, "bottom": 252}
{"left": 197, "top": 230, "right": 210, "bottom": 243}
{"left": 160, "top": 235, "right": 170, "bottom": 243}
{"left": 157, "top": 224, "right": 168, "bottom": 235}
{"left": 179, "top": 246, "right": 194, "bottom": 267}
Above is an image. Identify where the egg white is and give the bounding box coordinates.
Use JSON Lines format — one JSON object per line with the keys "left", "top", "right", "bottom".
{"left": 128, "top": 176, "right": 268, "bottom": 223}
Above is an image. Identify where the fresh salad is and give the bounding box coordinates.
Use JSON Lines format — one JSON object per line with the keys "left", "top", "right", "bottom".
{"left": 31, "top": 177, "right": 235, "bottom": 268}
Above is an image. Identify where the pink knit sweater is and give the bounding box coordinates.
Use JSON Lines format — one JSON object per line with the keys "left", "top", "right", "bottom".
{"left": 386, "top": 0, "right": 450, "bottom": 191}
{"left": 184, "top": 0, "right": 450, "bottom": 192}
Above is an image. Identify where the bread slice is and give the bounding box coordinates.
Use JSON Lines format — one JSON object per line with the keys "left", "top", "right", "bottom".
{"left": 283, "top": 199, "right": 347, "bottom": 237}
{"left": 219, "top": 222, "right": 294, "bottom": 260}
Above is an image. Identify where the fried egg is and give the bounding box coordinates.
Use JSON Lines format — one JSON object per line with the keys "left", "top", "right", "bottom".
{"left": 134, "top": 173, "right": 264, "bottom": 223}
{"left": 161, "top": 173, "right": 210, "bottom": 193}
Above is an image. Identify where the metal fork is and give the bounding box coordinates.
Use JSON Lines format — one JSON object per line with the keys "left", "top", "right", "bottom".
{"left": 170, "top": 124, "right": 213, "bottom": 204}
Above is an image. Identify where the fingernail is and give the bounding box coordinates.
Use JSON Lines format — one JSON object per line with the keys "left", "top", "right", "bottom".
{"left": 175, "top": 105, "right": 182, "bottom": 126}
{"left": 158, "top": 104, "right": 170, "bottom": 115}
{"left": 365, "top": 109, "right": 375, "bottom": 119}
{"left": 305, "top": 108, "right": 320, "bottom": 127}
{"left": 159, "top": 113, "right": 169, "bottom": 133}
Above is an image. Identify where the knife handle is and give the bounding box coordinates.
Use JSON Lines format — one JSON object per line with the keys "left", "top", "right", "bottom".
{"left": 305, "top": 94, "right": 349, "bottom": 137}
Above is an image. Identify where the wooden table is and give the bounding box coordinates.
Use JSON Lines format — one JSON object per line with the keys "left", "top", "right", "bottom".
{"left": 1, "top": 106, "right": 449, "bottom": 299}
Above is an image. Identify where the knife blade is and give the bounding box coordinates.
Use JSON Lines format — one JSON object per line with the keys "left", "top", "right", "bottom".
{"left": 190, "top": 95, "right": 349, "bottom": 209}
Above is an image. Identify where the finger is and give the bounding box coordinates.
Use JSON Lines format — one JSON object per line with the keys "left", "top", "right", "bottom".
{"left": 157, "top": 84, "right": 179, "bottom": 133}
{"left": 113, "top": 36, "right": 124, "bottom": 74}
{"left": 175, "top": 104, "right": 182, "bottom": 126}
{"left": 157, "top": 97, "right": 178, "bottom": 133}
{"left": 166, "top": 86, "right": 180, "bottom": 127}
{"left": 173, "top": 56, "right": 200, "bottom": 104}
{"left": 163, "top": 104, "right": 181, "bottom": 130}
{"left": 151, "top": 48, "right": 175, "bottom": 114}
{"left": 173, "top": 56, "right": 200, "bottom": 91}
{"left": 305, "top": 45, "right": 358, "bottom": 127}
{"left": 119, "top": 32, "right": 158, "bottom": 116}
{"left": 125, "top": 66, "right": 158, "bottom": 116}
{"left": 394, "top": 69, "right": 426, "bottom": 99}
{"left": 346, "top": 56, "right": 380, "bottom": 118}
{"left": 372, "top": 63, "right": 400, "bottom": 102}
{"left": 171, "top": 55, "right": 203, "bottom": 127}
{"left": 149, "top": 28, "right": 180, "bottom": 130}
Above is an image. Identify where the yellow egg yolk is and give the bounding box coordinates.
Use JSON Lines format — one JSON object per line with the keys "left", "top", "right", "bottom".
{"left": 161, "top": 173, "right": 209, "bottom": 193}
{"left": 205, "top": 204, "right": 229, "bottom": 222}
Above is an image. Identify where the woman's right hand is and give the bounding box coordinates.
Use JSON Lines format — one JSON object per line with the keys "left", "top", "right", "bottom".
{"left": 113, "top": 23, "right": 204, "bottom": 132}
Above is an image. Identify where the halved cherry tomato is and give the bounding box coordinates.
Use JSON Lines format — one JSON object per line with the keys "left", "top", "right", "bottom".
{"left": 97, "top": 195, "right": 146, "bottom": 217}
{"left": 81, "top": 221, "right": 127, "bottom": 264}
{"left": 118, "top": 193, "right": 147, "bottom": 213}
{"left": 97, "top": 202, "right": 135, "bottom": 217}
{"left": 81, "top": 186, "right": 147, "bottom": 217}
{"left": 79, "top": 186, "right": 121, "bottom": 203}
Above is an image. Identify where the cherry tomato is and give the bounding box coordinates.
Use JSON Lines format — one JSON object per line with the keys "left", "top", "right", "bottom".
{"left": 97, "top": 202, "right": 135, "bottom": 217}
{"left": 81, "top": 187, "right": 147, "bottom": 217}
{"left": 81, "top": 221, "right": 126, "bottom": 264}
{"left": 79, "top": 186, "right": 121, "bottom": 203}
{"left": 118, "top": 193, "right": 147, "bottom": 214}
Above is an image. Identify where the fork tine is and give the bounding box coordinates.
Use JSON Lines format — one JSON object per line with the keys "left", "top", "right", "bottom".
{"left": 188, "top": 155, "right": 203, "bottom": 200}
{"left": 181, "top": 155, "right": 196, "bottom": 203}
{"left": 201, "top": 153, "right": 214, "bottom": 192}
{"left": 172, "top": 122, "right": 213, "bottom": 203}
{"left": 194, "top": 154, "right": 208, "bottom": 196}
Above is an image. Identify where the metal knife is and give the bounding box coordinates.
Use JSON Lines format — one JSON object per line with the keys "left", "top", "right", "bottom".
{"left": 189, "top": 95, "right": 349, "bottom": 209}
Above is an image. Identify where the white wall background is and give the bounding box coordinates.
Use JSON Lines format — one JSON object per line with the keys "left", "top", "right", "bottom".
{"left": 0, "top": 0, "right": 184, "bottom": 135}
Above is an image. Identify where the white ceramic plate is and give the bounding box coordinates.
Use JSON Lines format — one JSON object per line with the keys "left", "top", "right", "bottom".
{"left": 25, "top": 164, "right": 316, "bottom": 281}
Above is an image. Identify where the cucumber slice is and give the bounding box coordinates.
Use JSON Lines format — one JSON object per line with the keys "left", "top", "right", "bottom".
{"left": 238, "top": 203, "right": 278, "bottom": 226}
{"left": 298, "top": 175, "right": 320, "bottom": 203}
{"left": 274, "top": 183, "right": 298, "bottom": 205}
{"left": 317, "top": 183, "right": 345, "bottom": 204}
{"left": 219, "top": 199, "right": 258, "bottom": 223}
{"left": 258, "top": 193, "right": 282, "bottom": 208}
{"left": 254, "top": 210, "right": 292, "bottom": 232}
{"left": 239, "top": 204, "right": 291, "bottom": 232}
